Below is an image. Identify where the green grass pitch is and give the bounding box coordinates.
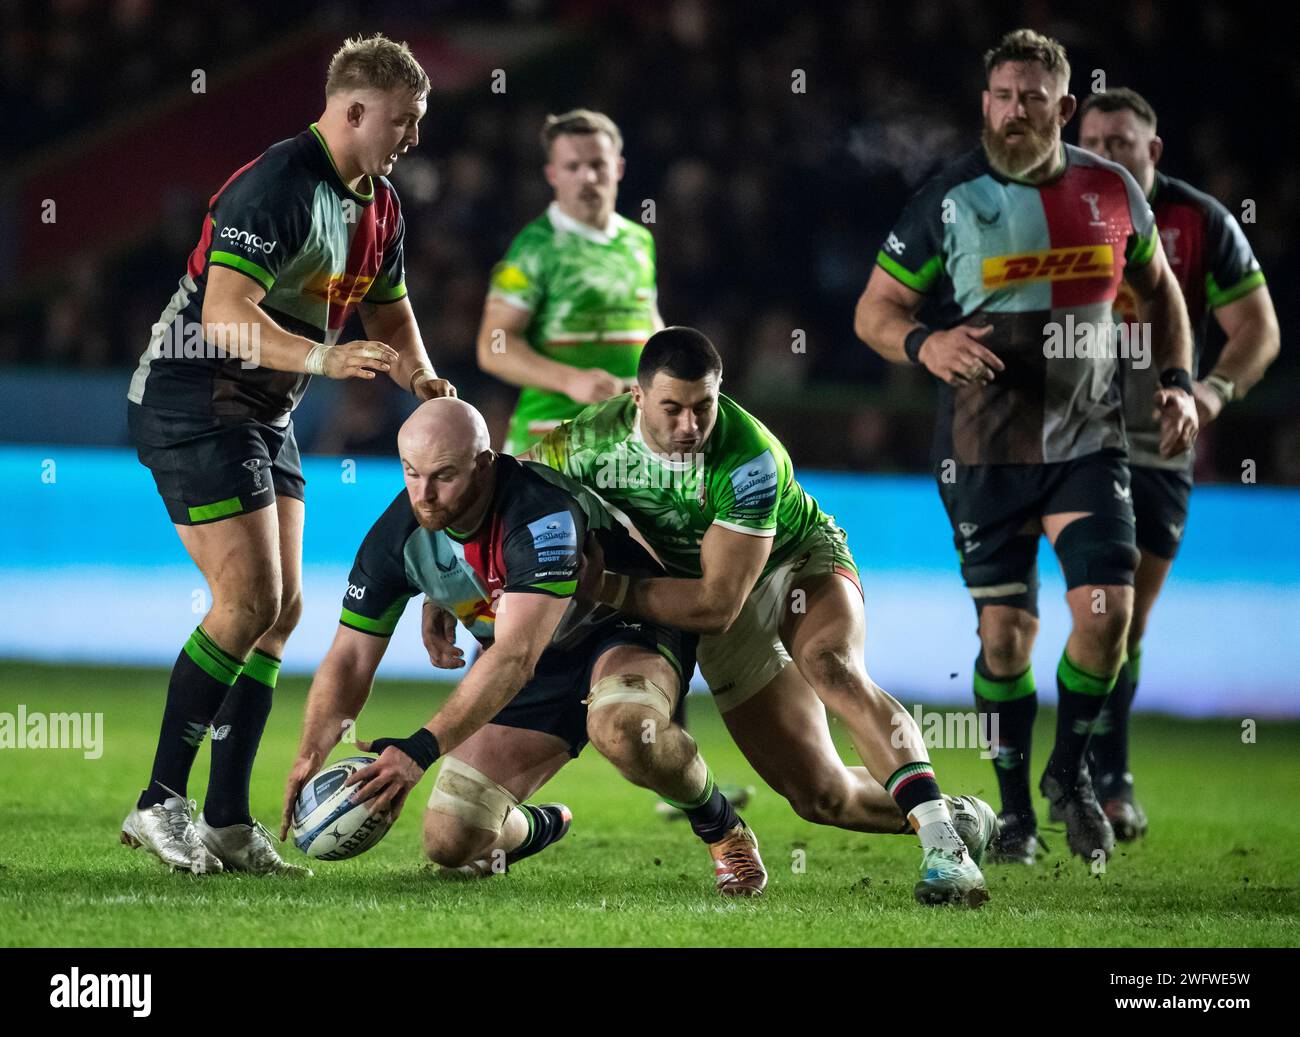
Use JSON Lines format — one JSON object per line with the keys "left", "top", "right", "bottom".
{"left": 1, "top": 660, "right": 1297, "bottom": 947}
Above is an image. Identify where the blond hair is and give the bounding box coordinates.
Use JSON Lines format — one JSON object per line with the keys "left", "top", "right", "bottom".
{"left": 540, "top": 109, "right": 623, "bottom": 160}
{"left": 326, "top": 33, "right": 430, "bottom": 98}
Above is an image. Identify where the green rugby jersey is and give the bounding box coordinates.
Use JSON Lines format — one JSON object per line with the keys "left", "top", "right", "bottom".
{"left": 533, "top": 393, "right": 828, "bottom": 580}
{"left": 488, "top": 202, "right": 658, "bottom": 450}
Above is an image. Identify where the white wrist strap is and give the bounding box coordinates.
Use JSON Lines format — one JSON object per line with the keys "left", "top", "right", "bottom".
{"left": 607, "top": 572, "right": 630, "bottom": 610}
{"left": 305, "top": 343, "right": 332, "bottom": 376}
{"left": 410, "top": 367, "right": 436, "bottom": 393}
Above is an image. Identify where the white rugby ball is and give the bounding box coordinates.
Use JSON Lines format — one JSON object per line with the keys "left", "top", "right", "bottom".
{"left": 291, "top": 756, "right": 393, "bottom": 860}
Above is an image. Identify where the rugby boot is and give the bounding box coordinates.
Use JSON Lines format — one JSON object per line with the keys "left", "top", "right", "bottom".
{"left": 914, "top": 844, "right": 990, "bottom": 908}
{"left": 195, "top": 814, "right": 312, "bottom": 876}
{"left": 946, "top": 794, "right": 1000, "bottom": 866}
{"left": 709, "top": 821, "right": 767, "bottom": 896}
{"left": 121, "top": 793, "right": 223, "bottom": 875}
{"left": 1040, "top": 765, "right": 1115, "bottom": 861}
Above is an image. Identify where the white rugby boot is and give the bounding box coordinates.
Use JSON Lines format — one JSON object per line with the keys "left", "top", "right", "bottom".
{"left": 194, "top": 814, "right": 313, "bottom": 877}
{"left": 121, "top": 793, "right": 224, "bottom": 875}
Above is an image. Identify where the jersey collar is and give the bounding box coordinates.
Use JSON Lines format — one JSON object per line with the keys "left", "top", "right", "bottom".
{"left": 309, "top": 123, "right": 375, "bottom": 204}
{"left": 547, "top": 201, "right": 618, "bottom": 244}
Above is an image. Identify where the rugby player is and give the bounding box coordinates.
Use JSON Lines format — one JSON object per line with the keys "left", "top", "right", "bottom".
{"left": 472, "top": 327, "right": 1000, "bottom": 907}
{"left": 476, "top": 109, "right": 662, "bottom": 455}
{"left": 1077, "top": 88, "right": 1279, "bottom": 838}
{"left": 120, "top": 35, "right": 454, "bottom": 875}
{"left": 280, "top": 398, "right": 766, "bottom": 896}
{"left": 474, "top": 107, "right": 748, "bottom": 818}
{"left": 854, "top": 30, "right": 1198, "bottom": 863}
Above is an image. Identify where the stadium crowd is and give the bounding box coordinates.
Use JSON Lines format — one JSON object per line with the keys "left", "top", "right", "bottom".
{"left": 3, "top": 0, "right": 1295, "bottom": 479}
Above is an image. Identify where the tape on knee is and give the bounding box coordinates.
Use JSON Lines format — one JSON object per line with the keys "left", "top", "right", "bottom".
{"left": 1053, "top": 514, "right": 1139, "bottom": 590}
{"left": 426, "top": 756, "right": 518, "bottom": 834}
{"left": 583, "top": 673, "right": 672, "bottom": 720}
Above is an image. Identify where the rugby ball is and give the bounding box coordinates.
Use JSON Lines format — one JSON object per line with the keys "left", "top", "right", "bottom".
{"left": 291, "top": 756, "right": 393, "bottom": 861}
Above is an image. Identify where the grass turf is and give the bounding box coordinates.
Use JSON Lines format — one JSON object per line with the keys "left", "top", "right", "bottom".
{"left": 0, "top": 660, "right": 1297, "bottom": 947}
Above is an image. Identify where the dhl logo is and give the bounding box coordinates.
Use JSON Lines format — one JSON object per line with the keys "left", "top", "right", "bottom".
{"left": 304, "top": 272, "right": 376, "bottom": 307}
{"left": 982, "top": 245, "right": 1114, "bottom": 289}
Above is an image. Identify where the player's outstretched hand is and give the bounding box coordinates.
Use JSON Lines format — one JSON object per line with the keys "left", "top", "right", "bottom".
{"left": 918, "top": 323, "right": 1005, "bottom": 387}
{"left": 421, "top": 598, "right": 465, "bottom": 668}
{"left": 280, "top": 750, "right": 322, "bottom": 841}
{"left": 347, "top": 743, "right": 422, "bottom": 823}
{"left": 411, "top": 369, "right": 457, "bottom": 400}
{"left": 324, "top": 340, "right": 400, "bottom": 380}
{"left": 1153, "top": 386, "right": 1199, "bottom": 458}
{"left": 566, "top": 367, "right": 627, "bottom": 404}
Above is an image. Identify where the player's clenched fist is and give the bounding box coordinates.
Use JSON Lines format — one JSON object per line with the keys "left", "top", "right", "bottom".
{"left": 1153, "top": 386, "right": 1199, "bottom": 458}
{"left": 307, "top": 339, "right": 400, "bottom": 379}
{"left": 566, "top": 367, "right": 628, "bottom": 404}
{"left": 917, "top": 323, "right": 1005, "bottom": 387}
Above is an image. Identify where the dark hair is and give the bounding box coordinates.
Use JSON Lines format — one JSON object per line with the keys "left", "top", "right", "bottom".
{"left": 637, "top": 326, "right": 722, "bottom": 387}
{"left": 983, "top": 28, "right": 1070, "bottom": 89}
{"left": 1079, "top": 87, "right": 1158, "bottom": 132}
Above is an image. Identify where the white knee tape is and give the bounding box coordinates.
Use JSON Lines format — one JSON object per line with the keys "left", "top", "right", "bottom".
{"left": 426, "top": 756, "right": 519, "bottom": 833}
{"left": 583, "top": 673, "right": 673, "bottom": 720}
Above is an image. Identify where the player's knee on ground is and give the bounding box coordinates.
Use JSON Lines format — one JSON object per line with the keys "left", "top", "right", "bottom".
{"left": 584, "top": 673, "right": 673, "bottom": 773}
{"left": 979, "top": 607, "right": 1039, "bottom": 674}
{"left": 423, "top": 757, "right": 517, "bottom": 867}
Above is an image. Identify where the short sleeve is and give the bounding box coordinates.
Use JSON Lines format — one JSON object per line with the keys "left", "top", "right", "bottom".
{"left": 338, "top": 494, "right": 418, "bottom": 637}
{"left": 711, "top": 448, "right": 782, "bottom": 537}
{"left": 208, "top": 161, "right": 310, "bottom": 293}
{"left": 487, "top": 228, "right": 547, "bottom": 312}
{"left": 875, "top": 179, "right": 948, "bottom": 294}
{"left": 501, "top": 506, "right": 585, "bottom": 598}
{"left": 364, "top": 194, "right": 408, "bottom": 304}
{"left": 1204, "top": 201, "right": 1265, "bottom": 309}
{"left": 1117, "top": 166, "right": 1158, "bottom": 269}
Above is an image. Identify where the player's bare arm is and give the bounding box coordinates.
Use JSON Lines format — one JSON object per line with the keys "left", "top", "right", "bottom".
{"left": 348, "top": 591, "right": 570, "bottom": 821}
{"left": 358, "top": 296, "right": 455, "bottom": 399}
{"left": 476, "top": 295, "right": 624, "bottom": 403}
{"left": 1125, "top": 241, "right": 1198, "bottom": 456}
{"left": 854, "top": 265, "right": 1004, "bottom": 386}
{"left": 591, "top": 523, "right": 771, "bottom": 635}
{"left": 1194, "top": 285, "right": 1281, "bottom": 424}
{"left": 279, "top": 624, "right": 389, "bottom": 839}
{"left": 202, "top": 265, "right": 398, "bottom": 379}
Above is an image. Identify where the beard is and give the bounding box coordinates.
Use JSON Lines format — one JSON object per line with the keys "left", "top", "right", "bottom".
{"left": 411, "top": 467, "right": 490, "bottom": 531}
{"left": 981, "top": 114, "right": 1059, "bottom": 180}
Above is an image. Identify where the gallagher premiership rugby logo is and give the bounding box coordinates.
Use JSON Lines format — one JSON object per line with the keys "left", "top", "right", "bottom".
{"left": 729, "top": 451, "right": 778, "bottom": 516}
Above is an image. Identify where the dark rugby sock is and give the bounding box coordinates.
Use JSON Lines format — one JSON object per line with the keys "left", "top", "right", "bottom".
{"left": 508, "top": 804, "right": 571, "bottom": 863}
{"left": 138, "top": 627, "right": 245, "bottom": 809}
{"left": 664, "top": 772, "right": 741, "bottom": 844}
{"left": 973, "top": 653, "right": 1038, "bottom": 818}
{"left": 1088, "top": 645, "right": 1140, "bottom": 791}
{"left": 203, "top": 649, "right": 280, "bottom": 827}
{"left": 1045, "top": 650, "right": 1116, "bottom": 789}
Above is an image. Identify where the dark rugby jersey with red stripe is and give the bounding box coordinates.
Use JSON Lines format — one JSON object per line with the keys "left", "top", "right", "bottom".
{"left": 877, "top": 144, "right": 1157, "bottom": 466}
{"left": 1112, "top": 171, "right": 1265, "bottom": 470}
{"left": 340, "top": 455, "right": 661, "bottom": 652}
{"left": 128, "top": 124, "right": 408, "bottom": 426}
